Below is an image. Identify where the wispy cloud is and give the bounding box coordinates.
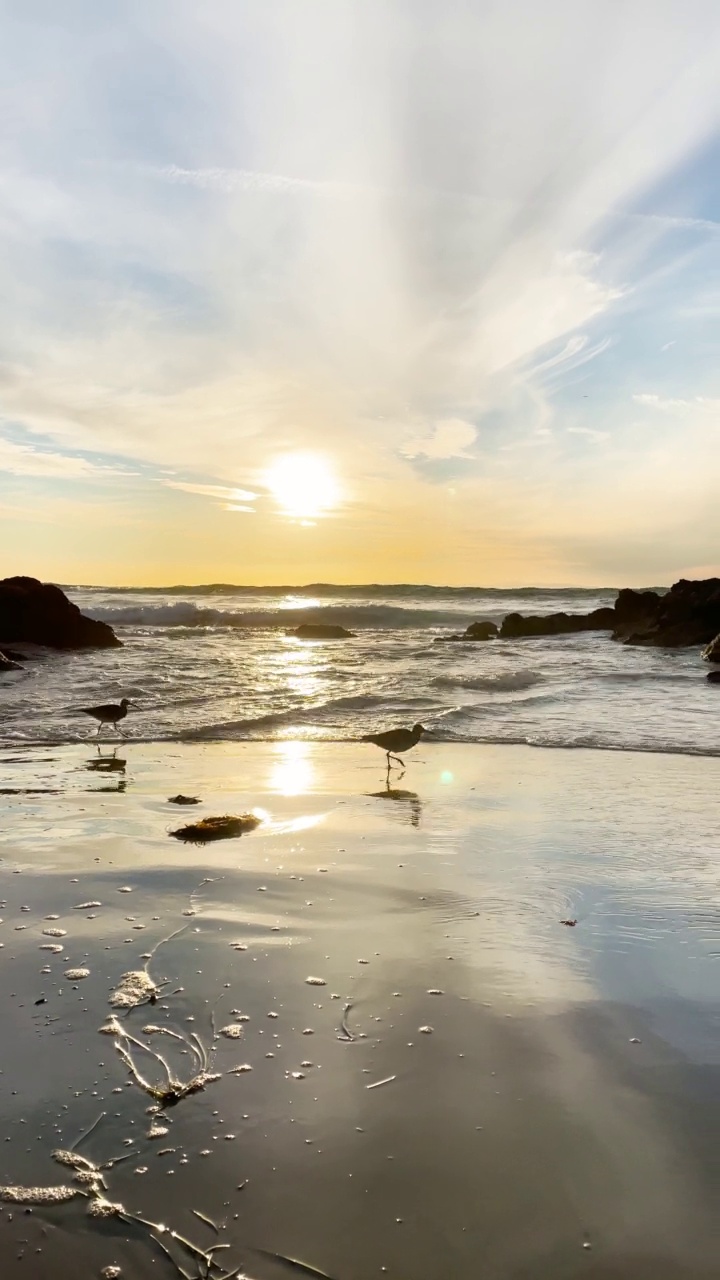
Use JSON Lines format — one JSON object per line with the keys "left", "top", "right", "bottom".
{"left": 162, "top": 480, "right": 258, "bottom": 502}
{"left": 1, "top": 0, "right": 720, "bottom": 581}
{"left": 0, "top": 436, "right": 125, "bottom": 479}
{"left": 402, "top": 419, "right": 477, "bottom": 460}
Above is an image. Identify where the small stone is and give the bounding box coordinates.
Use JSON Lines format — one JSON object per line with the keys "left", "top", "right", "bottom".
{"left": 305, "top": 977, "right": 326, "bottom": 986}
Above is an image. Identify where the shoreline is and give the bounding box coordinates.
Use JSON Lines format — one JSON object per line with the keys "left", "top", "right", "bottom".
{"left": 3, "top": 733, "right": 720, "bottom": 762}
{"left": 0, "top": 742, "right": 718, "bottom": 1278}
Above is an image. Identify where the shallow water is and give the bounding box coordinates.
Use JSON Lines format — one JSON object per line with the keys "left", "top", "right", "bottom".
{"left": 0, "top": 742, "right": 718, "bottom": 1278}
{"left": 3, "top": 583, "right": 718, "bottom": 757}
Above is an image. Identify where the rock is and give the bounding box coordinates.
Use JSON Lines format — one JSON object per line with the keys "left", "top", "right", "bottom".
{"left": 463, "top": 620, "right": 498, "bottom": 641}
{"left": 702, "top": 633, "right": 720, "bottom": 663}
{"left": 707, "top": 670, "right": 720, "bottom": 684}
{"left": 290, "top": 623, "right": 355, "bottom": 640}
{"left": 499, "top": 607, "right": 616, "bottom": 639}
{"left": 612, "top": 588, "right": 662, "bottom": 637}
{"left": 0, "top": 577, "right": 121, "bottom": 649}
{"left": 0, "top": 649, "right": 23, "bottom": 673}
{"left": 614, "top": 578, "right": 720, "bottom": 647}
{"left": 434, "top": 621, "right": 498, "bottom": 643}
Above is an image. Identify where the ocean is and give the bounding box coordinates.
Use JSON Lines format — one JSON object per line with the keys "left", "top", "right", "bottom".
{"left": 1, "top": 583, "right": 716, "bottom": 756}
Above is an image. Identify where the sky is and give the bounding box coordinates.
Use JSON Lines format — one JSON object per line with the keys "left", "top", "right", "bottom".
{"left": 1, "top": 0, "right": 720, "bottom": 587}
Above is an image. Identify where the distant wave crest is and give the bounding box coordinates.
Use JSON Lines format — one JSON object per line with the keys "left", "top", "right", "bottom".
{"left": 432, "top": 670, "right": 542, "bottom": 693}
{"left": 86, "top": 600, "right": 491, "bottom": 630}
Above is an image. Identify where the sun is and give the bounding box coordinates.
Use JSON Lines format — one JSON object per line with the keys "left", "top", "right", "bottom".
{"left": 265, "top": 452, "right": 341, "bottom": 519}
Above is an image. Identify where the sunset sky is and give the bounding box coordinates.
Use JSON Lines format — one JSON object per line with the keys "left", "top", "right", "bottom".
{"left": 1, "top": 0, "right": 720, "bottom": 586}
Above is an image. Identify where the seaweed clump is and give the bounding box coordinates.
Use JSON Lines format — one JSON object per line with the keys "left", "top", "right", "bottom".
{"left": 170, "top": 813, "right": 261, "bottom": 843}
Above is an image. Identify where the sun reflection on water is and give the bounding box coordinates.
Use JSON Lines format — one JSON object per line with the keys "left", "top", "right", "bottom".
{"left": 270, "top": 741, "right": 315, "bottom": 796}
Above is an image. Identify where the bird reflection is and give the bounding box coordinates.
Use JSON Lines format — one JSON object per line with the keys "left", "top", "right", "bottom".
{"left": 85, "top": 746, "right": 128, "bottom": 792}
{"left": 367, "top": 778, "right": 422, "bottom": 827}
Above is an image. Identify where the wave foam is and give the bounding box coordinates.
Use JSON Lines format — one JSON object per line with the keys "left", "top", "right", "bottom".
{"left": 432, "top": 670, "right": 542, "bottom": 693}
{"left": 86, "top": 601, "right": 484, "bottom": 630}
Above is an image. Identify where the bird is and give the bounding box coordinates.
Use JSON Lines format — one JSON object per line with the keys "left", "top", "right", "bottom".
{"left": 362, "top": 723, "right": 426, "bottom": 772}
{"left": 79, "top": 697, "right": 131, "bottom": 736}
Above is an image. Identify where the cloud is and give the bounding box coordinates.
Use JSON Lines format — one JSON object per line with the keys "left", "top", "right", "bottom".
{"left": 566, "top": 426, "right": 609, "bottom": 442}
{"left": 0, "top": 436, "right": 122, "bottom": 479}
{"left": 163, "top": 480, "right": 258, "bottom": 501}
{"left": 146, "top": 164, "right": 356, "bottom": 199}
{"left": 1, "top": 1, "right": 720, "bottom": 582}
{"left": 402, "top": 419, "right": 477, "bottom": 460}
{"left": 632, "top": 393, "right": 692, "bottom": 412}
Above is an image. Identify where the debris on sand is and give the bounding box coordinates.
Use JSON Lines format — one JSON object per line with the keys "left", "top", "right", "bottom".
{"left": 170, "top": 813, "right": 261, "bottom": 843}
{"left": 219, "top": 1023, "right": 245, "bottom": 1039}
{"left": 0, "top": 1184, "right": 79, "bottom": 1204}
{"left": 99, "top": 1015, "right": 124, "bottom": 1036}
{"left": 52, "top": 1149, "right": 96, "bottom": 1171}
{"left": 74, "top": 901, "right": 102, "bottom": 909}
{"left": 65, "top": 967, "right": 91, "bottom": 980}
{"left": 100, "top": 1268, "right": 122, "bottom": 1279}
{"left": 168, "top": 794, "right": 201, "bottom": 805}
{"left": 366, "top": 1075, "right": 396, "bottom": 1090}
{"left": 88, "top": 1197, "right": 124, "bottom": 1219}
{"left": 560, "top": 919, "right": 578, "bottom": 927}
{"left": 42, "top": 927, "right": 67, "bottom": 938}
{"left": 305, "top": 976, "right": 326, "bottom": 986}
{"left": 109, "top": 970, "right": 160, "bottom": 1010}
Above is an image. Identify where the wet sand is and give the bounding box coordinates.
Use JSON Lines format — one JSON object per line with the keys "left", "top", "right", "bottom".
{"left": 0, "top": 740, "right": 718, "bottom": 1279}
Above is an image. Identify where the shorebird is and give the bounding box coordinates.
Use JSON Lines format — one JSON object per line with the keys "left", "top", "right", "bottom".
{"left": 362, "top": 723, "right": 426, "bottom": 772}
{"left": 79, "top": 697, "right": 131, "bottom": 736}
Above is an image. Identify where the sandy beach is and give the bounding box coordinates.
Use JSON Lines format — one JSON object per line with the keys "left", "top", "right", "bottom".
{"left": 0, "top": 740, "right": 718, "bottom": 1279}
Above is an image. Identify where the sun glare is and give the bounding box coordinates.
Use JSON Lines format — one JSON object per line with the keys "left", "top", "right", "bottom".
{"left": 265, "top": 452, "right": 341, "bottom": 519}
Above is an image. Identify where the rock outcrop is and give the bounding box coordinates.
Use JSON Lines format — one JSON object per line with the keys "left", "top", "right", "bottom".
{"left": 499, "top": 607, "right": 616, "bottom": 639}
{"left": 702, "top": 633, "right": 720, "bottom": 663}
{"left": 290, "top": 623, "right": 355, "bottom": 640}
{"left": 463, "top": 620, "right": 499, "bottom": 641}
{"left": 613, "top": 579, "right": 720, "bottom": 647}
{"left": 433, "top": 620, "right": 498, "bottom": 643}
{"left": 0, "top": 577, "right": 121, "bottom": 649}
{"left": 488, "top": 581, "right": 720, "bottom": 648}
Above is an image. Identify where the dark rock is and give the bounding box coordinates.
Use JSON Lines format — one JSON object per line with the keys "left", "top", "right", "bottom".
{"left": 463, "top": 620, "right": 498, "bottom": 641}
{"left": 290, "top": 623, "right": 355, "bottom": 640}
{"left": 707, "top": 670, "right": 720, "bottom": 684}
{"left": 2, "top": 648, "right": 27, "bottom": 662}
{"left": 0, "top": 576, "right": 121, "bottom": 649}
{"left": 499, "top": 607, "right": 616, "bottom": 639}
{"left": 612, "top": 588, "right": 662, "bottom": 636}
{"left": 614, "top": 578, "right": 720, "bottom": 647}
{"left": 702, "top": 633, "right": 720, "bottom": 663}
{"left": 0, "top": 649, "right": 23, "bottom": 672}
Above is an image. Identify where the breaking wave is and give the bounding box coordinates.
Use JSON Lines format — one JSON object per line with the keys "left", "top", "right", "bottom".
{"left": 431, "top": 671, "right": 543, "bottom": 693}
{"left": 85, "top": 601, "right": 487, "bottom": 630}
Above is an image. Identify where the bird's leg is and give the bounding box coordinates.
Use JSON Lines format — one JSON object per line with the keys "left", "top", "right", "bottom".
{"left": 391, "top": 754, "right": 405, "bottom": 768}
{"left": 95, "top": 722, "right": 102, "bottom": 736}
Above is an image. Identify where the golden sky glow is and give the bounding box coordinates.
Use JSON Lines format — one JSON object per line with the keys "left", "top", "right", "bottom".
{"left": 1, "top": 3, "right": 720, "bottom": 586}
